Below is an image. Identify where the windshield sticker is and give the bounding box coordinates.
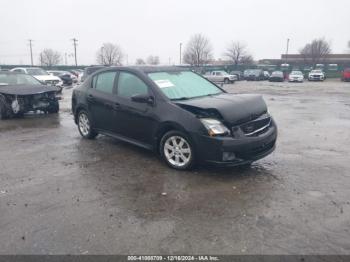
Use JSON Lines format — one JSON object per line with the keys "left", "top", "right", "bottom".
{"left": 154, "top": 79, "right": 175, "bottom": 88}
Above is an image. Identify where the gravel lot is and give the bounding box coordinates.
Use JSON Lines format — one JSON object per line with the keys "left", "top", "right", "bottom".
{"left": 0, "top": 80, "right": 350, "bottom": 254}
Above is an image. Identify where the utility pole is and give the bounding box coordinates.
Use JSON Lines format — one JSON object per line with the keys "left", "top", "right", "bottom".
{"left": 71, "top": 38, "right": 78, "bottom": 66}
{"left": 28, "top": 39, "right": 33, "bottom": 66}
{"left": 285, "top": 38, "right": 290, "bottom": 64}
{"left": 179, "top": 43, "right": 182, "bottom": 65}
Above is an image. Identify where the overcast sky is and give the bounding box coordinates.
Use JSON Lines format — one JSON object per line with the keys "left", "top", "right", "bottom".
{"left": 1, "top": 0, "right": 349, "bottom": 65}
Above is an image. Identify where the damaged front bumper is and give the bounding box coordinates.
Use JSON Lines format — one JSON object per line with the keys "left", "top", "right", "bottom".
{"left": 192, "top": 119, "right": 277, "bottom": 166}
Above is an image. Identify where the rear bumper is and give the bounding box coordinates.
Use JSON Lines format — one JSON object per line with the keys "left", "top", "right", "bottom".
{"left": 192, "top": 120, "right": 277, "bottom": 166}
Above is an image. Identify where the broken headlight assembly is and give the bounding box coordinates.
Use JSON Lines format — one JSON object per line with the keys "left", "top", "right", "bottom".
{"left": 200, "top": 118, "right": 230, "bottom": 137}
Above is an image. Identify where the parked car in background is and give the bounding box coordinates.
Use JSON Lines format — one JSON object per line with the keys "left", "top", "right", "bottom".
{"left": 69, "top": 69, "right": 83, "bottom": 82}
{"left": 204, "top": 71, "right": 237, "bottom": 84}
{"left": 263, "top": 71, "right": 270, "bottom": 80}
{"left": 269, "top": 71, "right": 284, "bottom": 82}
{"left": 230, "top": 71, "right": 243, "bottom": 80}
{"left": 341, "top": 68, "right": 350, "bottom": 82}
{"left": 288, "top": 71, "right": 304, "bottom": 82}
{"left": 10, "top": 67, "right": 63, "bottom": 92}
{"left": 0, "top": 72, "right": 60, "bottom": 119}
{"left": 48, "top": 70, "right": 76, "bottom": 85}
{"left": 308, "top": 70, "right": 325, "bottom": 81}
{"left": 245, "top": 69, "right": 265, "bottom": 81}
{"left": 81, "top": 66, "right": 106, "bottom": 82}
{"left": 72, "top": 66, "right": 277, "bottom": 170}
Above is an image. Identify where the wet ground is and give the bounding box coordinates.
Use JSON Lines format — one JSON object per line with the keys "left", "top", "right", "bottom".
{"left": 0, "top": 80, "right": 350, "bottom": 254}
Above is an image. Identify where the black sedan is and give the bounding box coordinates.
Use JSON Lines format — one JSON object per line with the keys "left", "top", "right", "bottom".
{"left": 72, "top": 66, "right": 277, "bottom": 170}
{"left": 0, "top": 72, "right": 60, "bottom": 119}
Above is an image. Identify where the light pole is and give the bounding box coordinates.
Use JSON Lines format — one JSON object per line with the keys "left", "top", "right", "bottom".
{"left": 28, "top": 39, "right": 33, "bottom": 66}
{"left": 71, "top": 38, "right": 78, "bottom": 66}
{"left": 179, "top": 43, "right": 182, "bottom": 65}
{"left": 285, "top": 38, "right": 290, "bottom": 64}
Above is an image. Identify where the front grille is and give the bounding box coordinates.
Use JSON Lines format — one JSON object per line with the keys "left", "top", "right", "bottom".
{"left": 45, "top": 80, "right": 59, "bottom": 85}
{"left": 239, "top": 113, "right": 271, "bottom": 137}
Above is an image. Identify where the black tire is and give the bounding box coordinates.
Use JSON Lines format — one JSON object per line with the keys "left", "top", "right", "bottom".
{"left": 224, "top": 78, "right": 230, "bottom": 84}
{"left": 0, "top": 95, "right": 12, "bottom": 120}
{"left": 48, "top": 100, "right": 59, "bottom": 114}
{"left": 77, "top": 110, "right": 98, "bottom": 139}
{"left": 160, "top": 130, "right": 195, "bottom": 170}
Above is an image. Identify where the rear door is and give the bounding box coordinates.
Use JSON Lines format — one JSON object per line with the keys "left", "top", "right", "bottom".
{"left": 87, "top": 71, "right": 118, "bottom": 132}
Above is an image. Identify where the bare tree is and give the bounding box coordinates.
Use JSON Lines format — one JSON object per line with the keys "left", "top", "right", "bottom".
{"left": 39, "top": 49, "right": 61, "bottom": 67}
{"left": 96, "top": 43, "right": 123, "bottom": 66}
{"left": 183, "top": 34, "right": 213, "bottom": 66}
{"left": 299, "top": 38, "right": 331, "bottom": 65}
{"left": 240, "top": 55, "right": 254, "bottom": 65}
{"left": 135, "top": 58, "right": 146, "bottom": 65}
{"left": 146, "top": 55, "right": 160, "bottom": 65}
{"left": 224, "top": 41, "right": 251, "bottom": 65}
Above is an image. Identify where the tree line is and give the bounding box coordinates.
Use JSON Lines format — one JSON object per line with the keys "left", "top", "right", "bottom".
{"left": 37, "top": 34, "right": 347, "bottom": 67}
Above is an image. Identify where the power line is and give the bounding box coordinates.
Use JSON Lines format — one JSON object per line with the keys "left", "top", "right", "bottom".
{"left": 71, "top": 38, "right": 78, "bottom": 66}
{"left": 28, "top": 39, "right": 34, "bottom": 66}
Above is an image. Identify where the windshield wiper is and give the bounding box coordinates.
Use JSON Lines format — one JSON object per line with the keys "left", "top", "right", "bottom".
{"left": 171, "top": 97, "right": 190, "bottom": 101}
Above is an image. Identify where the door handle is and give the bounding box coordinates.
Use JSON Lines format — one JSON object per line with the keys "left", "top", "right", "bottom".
{"left": 87, "top": 94, "right": 95, "bottom": 102}
{"left": 113, "top": 102, "right": 120, "bottom": 110}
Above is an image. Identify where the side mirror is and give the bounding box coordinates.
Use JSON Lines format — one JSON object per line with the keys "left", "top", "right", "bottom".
{"left": 131, "top": 94, "right": 154, "bottom": 105}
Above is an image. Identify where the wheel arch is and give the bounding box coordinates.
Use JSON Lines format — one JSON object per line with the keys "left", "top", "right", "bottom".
{"left": 154, "top": 121, "right": 190, "bottom": 154}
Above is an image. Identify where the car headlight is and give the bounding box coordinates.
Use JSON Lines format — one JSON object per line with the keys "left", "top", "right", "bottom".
{"left": 200, "top": 118, "right": 230, "bottom": 136}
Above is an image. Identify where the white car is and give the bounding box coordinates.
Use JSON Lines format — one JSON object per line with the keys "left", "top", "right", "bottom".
{"left": 289, "top": 71, "right": 304, "bottom": 82}
{"left": 308, "top": 70, "right": 325, "bottom": 81}
{"left": 204, "top": 71, "right": 237, "bottom": 84}
{"left": 10, "top": 67, "right": 63, "bottom": 86}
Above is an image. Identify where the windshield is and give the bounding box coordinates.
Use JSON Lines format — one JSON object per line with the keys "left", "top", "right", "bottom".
{"left": 148, "top": 71, "right": 223, "bottom": 100}
{"left": 27, "top": 68, "right": 48, "bottom": 75}
{"left": 311, "top": 70, "right": 322, "bottom": 73}
{"left": 0, "top": 73, "right": 42, "bottom": 86}
{"left": 272, "top": 71, "right": 283, "bottom": 76}
{"left": 291, "top": 71, "right": 302, "bottom": 75}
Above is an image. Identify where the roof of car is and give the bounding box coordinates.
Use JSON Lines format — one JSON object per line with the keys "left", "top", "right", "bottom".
{"left": 110, "top": 66, "right": 188, "bottom": 74}
{"left": 0, "top": 71, "right": 23, "bottom": 75}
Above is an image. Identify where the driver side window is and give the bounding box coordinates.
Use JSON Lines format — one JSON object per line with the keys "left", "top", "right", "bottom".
{"left": 117, "top": 72, "right": 148, "bottom": 98}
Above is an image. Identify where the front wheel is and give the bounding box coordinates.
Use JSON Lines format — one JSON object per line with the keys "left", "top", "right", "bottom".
{"left": 0, "top": 96, "right": 12, "bottom": 120}
{"left": 160, "top": 131, "right": 195, "bottom": 170}
{"left": 224, "top": 78, "right": 230, "bottom": 84}
{"left": 48, "top": 100, "right": 59, "bottom": 113}
{"left": 77, "top": 110, "right": 98, "bottom": 139}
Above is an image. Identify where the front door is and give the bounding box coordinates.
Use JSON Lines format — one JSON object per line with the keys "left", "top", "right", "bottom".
{"left": 113, "top": 71, "right": 157, "bottom": 145}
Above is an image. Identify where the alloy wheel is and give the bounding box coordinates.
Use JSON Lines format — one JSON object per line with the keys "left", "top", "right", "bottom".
{"left": 163, "top": 136, "right": 192, "bottom": 167}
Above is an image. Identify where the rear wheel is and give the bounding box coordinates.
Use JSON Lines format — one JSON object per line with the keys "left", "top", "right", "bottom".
{"left": 160, "top": 130, "right": 195, "bottom": 170}
{"left": 77, "top": 110, "right": 98, "bottom": 139}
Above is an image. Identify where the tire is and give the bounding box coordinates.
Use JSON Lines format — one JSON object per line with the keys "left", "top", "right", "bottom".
{"left": 48, "top": 100, "right": 59, "bottom": 114}
{"left": 77, "top": 110, "right": 98, "bottom": 139}
{"left": 224, "top": 78, "right": 229, "bottom": 84}
{"left": 0, "top": 95, "right": 12, "bottom": 120}
{"left": 160, "top": 130, "right": 195, "bottom": 170}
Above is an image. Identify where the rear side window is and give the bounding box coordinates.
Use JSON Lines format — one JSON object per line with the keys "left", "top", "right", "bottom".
{"left": 117, "top": 72, "right": 148, "bottom": 98}
{"left": 93, "top": 71, "right": 116, "bottom": 94}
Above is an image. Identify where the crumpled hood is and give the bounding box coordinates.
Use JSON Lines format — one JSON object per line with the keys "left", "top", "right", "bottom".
{"left": 175, "top": 93, "right": 267, "bottom": 125}
{"left": 0, "top": 84, "right": 59, "bottom": 95}
{"left": 33, "top": 75, "right": 61, "bottom": 81}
